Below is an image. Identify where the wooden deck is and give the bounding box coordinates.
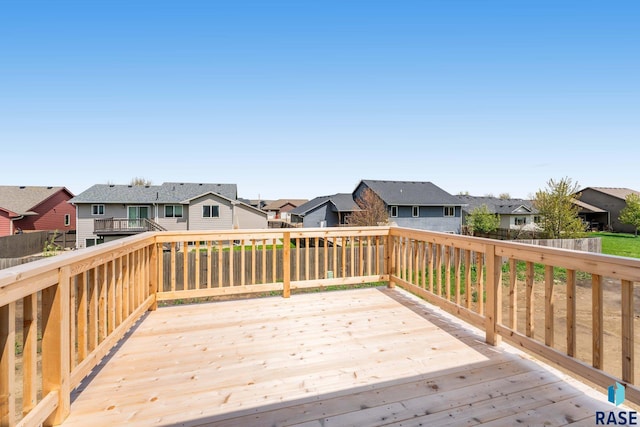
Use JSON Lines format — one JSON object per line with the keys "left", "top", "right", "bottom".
{"left": 61, "top": 287, "right": 628, "bottom": 427}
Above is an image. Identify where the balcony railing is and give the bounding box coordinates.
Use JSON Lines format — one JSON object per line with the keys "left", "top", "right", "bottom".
{"left": 94, "top": 218, "right": 166, "bottom": 235}
{"left": 1, "top": 226, "right": 639, "bottom": 426}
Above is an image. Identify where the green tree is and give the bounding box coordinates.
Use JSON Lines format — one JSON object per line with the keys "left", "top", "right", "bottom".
{"left": 619, "top": 193, "right": 640, "bottom": 236}
{"left": 533, "top": 177, "right": 585, "bottom": 239}
{"left": 347, "top": 188, "right": 389, "bottom": 226}
{"left": 466, "top": 204, "right": 500, "bottom": 234}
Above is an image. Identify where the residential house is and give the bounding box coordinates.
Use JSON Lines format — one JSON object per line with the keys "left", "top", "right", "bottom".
{"left": 0, "top": 186, "right": 76, "bottom": 236}
{"left": 290, "top": 194, "right": 359, "bottom": 228}
{"left": 70, "top": 182, "right": 267, "bottom": 248}
{"left": 263, "top": 199, "right": 309, "bottom": 222}
{"left": 457, "top": 195, "right": 540, "bottom": 230}
{"left": 353, "top": 180, "right": 465, "bottom": 233}
{"left": 575, "top": 187, "right": 640, "bottom": 233}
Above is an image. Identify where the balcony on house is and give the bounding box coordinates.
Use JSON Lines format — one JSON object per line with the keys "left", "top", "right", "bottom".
{"left": 1, "top": 227, "right": 639, "bottom": 426}
{"left": 93, "top": 217, "right": 166, "bottom": 236}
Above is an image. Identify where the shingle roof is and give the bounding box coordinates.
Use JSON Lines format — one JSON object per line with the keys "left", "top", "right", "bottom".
{"left": 290, "top": 194, "right": 359, "bottom": 216}
{"left": 457, "top": 195, "right": 538, "bottom": 215}
{"left": 262, "top": 199, "right": 309, "bottom": 211}
{"left": 0, "top": 186, "right": 72, "bottom": 215}
{"left": 69, "top": 182, "right": 237, "bottom": 204}
{"left": 359, "top": 180, "right": 462, "bottom": 206}
{"left": 580, "top": 187, "right": 640, "bottom": 201}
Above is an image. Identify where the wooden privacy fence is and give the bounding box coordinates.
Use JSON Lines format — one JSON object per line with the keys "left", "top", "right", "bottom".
{"left": 1, "top": 226, "right": 640, "bottom": 426}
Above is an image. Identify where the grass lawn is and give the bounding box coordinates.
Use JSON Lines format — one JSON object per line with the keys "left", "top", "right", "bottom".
{"left": 590, "top": 231, "right": 640, "bottom": 258}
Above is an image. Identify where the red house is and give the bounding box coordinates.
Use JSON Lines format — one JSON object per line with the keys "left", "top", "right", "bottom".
{"left": 0, "top": 186, "right": 76, "bottom": 236}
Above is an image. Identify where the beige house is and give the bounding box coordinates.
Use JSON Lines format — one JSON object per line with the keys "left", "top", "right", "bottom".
{"left": 70, "top": 182, "right": 268, "bottom": 248}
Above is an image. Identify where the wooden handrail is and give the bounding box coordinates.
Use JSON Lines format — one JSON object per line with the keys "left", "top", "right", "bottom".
{"left": 1, "top": 226, "right": 640, "bottom": 425}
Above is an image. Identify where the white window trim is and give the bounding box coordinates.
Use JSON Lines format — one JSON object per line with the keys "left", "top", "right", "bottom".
{"left": 91, "top": 204, "right": 105, "bottom": 215}
{"left": 390, "top": 206, "right": 398, "bottom": 218}
{"left": 165, "top": 204, "right": 184, "bottom": 218}
{"left": 412, "top": 206, "right": 419, "bottom": 218}
{"left": 64, "top": 214, "right": 71, "bottom": 226}
{"left": 203, "top": 205, "right": 220, "bottom": 218}
{"left": 444, "top": 206, "right": 455, "bottom": 217}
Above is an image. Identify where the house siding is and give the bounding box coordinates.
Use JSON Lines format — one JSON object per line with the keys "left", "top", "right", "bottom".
{"left": 157, "top": 204, "right": 188, "bottom": 232}
{"left": 15, "top": 191, "right": 76, "bottom": 232}
{"left": 234, "top": 204, "right": 268, "bottom": 229}
{"left": 188, "top": 194, "right": 233, "bottom": 230}
{"left": 303, "top": 203, "right": 339, "bottom": 228}
{"left": 0, "top": 212, "right": 11, "bottom": 236}
{"left": 389, "top": 206, "right": 462, "bottom": 233}
{"left": 579, "top": 189, "right": 629, "bottom": 233}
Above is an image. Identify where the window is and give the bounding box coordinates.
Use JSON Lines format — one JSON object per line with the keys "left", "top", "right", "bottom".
{"left": 412, "top": 206, "right": 419, "bottom": 217}
{"left": 444, "top": 206, "right": 455, "bottom": 217}
{"left": 390, "top": 206, "right": 398, "bottom": 217}
{"left": 91, "top": 204, "right": 105, "bottom": 215}
{"left": 515, "top": 217, "right": 527, "bottom": 225}
{"left": 64, "top": 214, "right": 70, "bottom": 226}
{"left": 534, "top": 216, "right": 542, "bottom": 223}
{"left": 165, "top": 205, "right": 183, "bottom": 218}
{"left": 203, "top": 205, "right": 220, "bottom": 218}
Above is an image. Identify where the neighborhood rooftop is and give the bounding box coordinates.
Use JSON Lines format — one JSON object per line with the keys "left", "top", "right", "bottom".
{"left": 69, "top": 182, "right": 238, "bottom": 204}
{"left": 359, "top": 179, "right": 464, "bottom": 206}
{"left": 0, "top": 185, "right": 72, "bottom": 215}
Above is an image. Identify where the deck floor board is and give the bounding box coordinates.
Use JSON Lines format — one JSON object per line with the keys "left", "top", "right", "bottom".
{"left": 62, "top": 287, "right": 628, "bottom": 426}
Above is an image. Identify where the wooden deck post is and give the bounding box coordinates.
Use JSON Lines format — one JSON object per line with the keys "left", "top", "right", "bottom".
{"left": 42, "top": 267, "right": 71, "bottom": 425}
{"left": 283, "top": 232, "right": 291, "bottom": 298}
{"left": 484, "top": 244, "right": 502, "bottom": 346}
{"left": 149, "top": 243, "right": 158, "bottom": 311}
{"left": 386, "top": 234, "right": 395, "bottom": 288}
{"left": 0, "top": 302, "right": 16, "bottom": 427}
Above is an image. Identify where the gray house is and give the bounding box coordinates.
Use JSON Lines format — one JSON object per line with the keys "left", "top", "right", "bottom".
{"left": 290, "top": 194, "right": 359, "bottom": 228}
{"left": 70, "top": 182, "right": 267, "bottom": 248}
{"left": 458, "top": 195, "right": 540, "bottom": 230}
{"left": 575, "top": 187, "right": 640, "bottom": 233}
{"left": 353, "top": 180, "right": 465, "bottom": 233}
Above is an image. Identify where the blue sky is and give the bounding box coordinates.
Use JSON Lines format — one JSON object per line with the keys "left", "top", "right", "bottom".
{"left": 1, "top": 1, "right": 638, "bottom": 200}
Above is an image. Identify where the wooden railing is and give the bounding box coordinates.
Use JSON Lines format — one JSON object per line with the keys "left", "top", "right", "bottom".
{"left": 94, "top": 218, "right": 166, "bottom": 234}
{"left": 1, "top": 226, "right": 639, "bottom": 426}
{"left": 387, "top": 227, "right": 640, "bottom": 406}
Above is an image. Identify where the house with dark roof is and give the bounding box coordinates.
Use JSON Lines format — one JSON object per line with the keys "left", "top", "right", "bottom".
{"left": 262, "top": 199, "right": 309, "bottom": 222}
{"left": 70, "top": 182, "right": 267, "bottom": 248}
{"left": 575, "top": 187, "right": 640, "bottom": 233}
{"left": 290, "top": 194, "right": 360, "bottom": 228}
{"left": 0, "top": 186, "right": 76, "bottom": 236}
{"left": 457, "top": 195, "right": 540, "bottom": 230}
{"left": 354, "top": 180, "right": 465, "bottom": 233}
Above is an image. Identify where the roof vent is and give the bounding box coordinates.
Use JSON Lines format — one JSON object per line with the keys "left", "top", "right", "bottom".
{"left": 128, "top": 185, "right": 132, "bottom": 188}
{"left": 47, "top": 186, "right": 53, "bottom": 189}
{"left": 109, "top": 184, "right": 115, "bottom": 187}
{"left": 19, "top": 186, "right": 25, "bottom": 189}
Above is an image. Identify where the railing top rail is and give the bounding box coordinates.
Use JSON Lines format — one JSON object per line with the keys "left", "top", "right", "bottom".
{"left": 0, "top": 232, "right": 155, "bottom": 306}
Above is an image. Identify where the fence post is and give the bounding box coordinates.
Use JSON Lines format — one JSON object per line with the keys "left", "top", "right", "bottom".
{"left": 484, "top": 243, "right": 502, "bottom": 346}
{"left": 283, "top": 232, "right": 291, "bottom": 298}
{"left": 42, "top": 266, "right": 71, "bottom": 425}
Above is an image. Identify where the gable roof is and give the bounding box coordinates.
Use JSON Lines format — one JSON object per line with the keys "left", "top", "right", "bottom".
{"left": 358, "top": 180, "right": 462, "bottom": 206}
{"left": 0, "top": 186, "right": 74, "bottom": 216}
{"left": 572, "top": 198, "right": 607, "bottom": 213}
{"left": 579, "top": 187, "right": 640, "bottom": 201}
{"left": 457, "top": 195, "right": 538, "bottom": 215}
{"left": 290, "top": 194, "right": 359, "bottom": 217}
{"left": 70, "top": 182, "right": 237, "bottom": 204}
{"left": 262, "top": 199, "right": 309, "bottom": 211}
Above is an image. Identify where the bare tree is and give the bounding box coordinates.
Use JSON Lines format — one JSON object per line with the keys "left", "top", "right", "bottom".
{"left": 347, "top": 189, "right": 389, "bottom": 226}
{"left": 130, "top": 177, "right": 152, "bottom": 186}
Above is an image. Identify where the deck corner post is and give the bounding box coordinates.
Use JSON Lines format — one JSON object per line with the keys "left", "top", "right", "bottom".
{"left": 283, "top": 232, "right": 291, "bottom": 298}
{"left": 42, "top": 266, "right": 71, "bottom": 426}
{"left": 485, "top": 244, "right": 502, "bottom": 346}
{"left": 149, "top": 242, "right": 159, "bottom": 311}
{"left": 386, "top": 231, "right": 395, "bottom": 288}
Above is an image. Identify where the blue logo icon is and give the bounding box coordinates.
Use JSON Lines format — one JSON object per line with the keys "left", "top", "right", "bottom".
{"left": 608, "top": 382, "right": 625, "bottom": 406}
